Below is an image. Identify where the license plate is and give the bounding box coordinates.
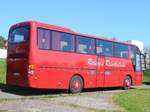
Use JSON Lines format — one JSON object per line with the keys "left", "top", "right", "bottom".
{"left": 13, "top": 73, "right": 20, "bottom": 76}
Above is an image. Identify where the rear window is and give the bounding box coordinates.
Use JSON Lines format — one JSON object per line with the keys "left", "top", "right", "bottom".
{"left": 8, "top": 26, "right": 29, "bottom": 43}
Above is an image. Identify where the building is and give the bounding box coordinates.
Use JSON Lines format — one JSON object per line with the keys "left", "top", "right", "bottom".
{"left": 127, "top": 40, "right": 144, "bottom": 52}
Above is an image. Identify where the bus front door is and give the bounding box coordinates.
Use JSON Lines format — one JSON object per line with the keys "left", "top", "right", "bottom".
{"left": 96, "top": 56, "right": 105, "bottom": 87}
{"left": 96, "top": 57, "right": 119, "bottom": 87}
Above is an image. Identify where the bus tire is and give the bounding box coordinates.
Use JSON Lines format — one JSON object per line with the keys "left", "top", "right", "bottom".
{"left": 123, "top": 76, "right": 131, "bottom": 90}
{"left": 69, "top": 75, "right": 83, "bottom": 93}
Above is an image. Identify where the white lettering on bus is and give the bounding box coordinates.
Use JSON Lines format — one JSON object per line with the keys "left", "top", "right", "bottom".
{"left": 87, "top": 58, "right": 126, "bottom": 67}
{"left": 88, "top": 58, "right": 97, "bottom": 66}
{"left": 105, "top": 60, "right": 125, "bottom": 67}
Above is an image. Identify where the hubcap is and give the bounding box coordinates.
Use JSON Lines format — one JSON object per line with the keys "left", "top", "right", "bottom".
{"left": 125, "top": 79, "right": 130, "bottom": 87}
{"left": 73, "top": 80, "right": 80, "bottom": 90}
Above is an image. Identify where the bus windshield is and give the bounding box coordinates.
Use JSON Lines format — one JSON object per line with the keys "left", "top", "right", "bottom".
{"left": 8, "top": 26, "right": 29, "bottom": 43}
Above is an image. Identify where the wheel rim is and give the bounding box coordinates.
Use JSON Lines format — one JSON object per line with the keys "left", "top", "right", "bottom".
{"left": 125, "top": 79, "right": 130, "bottom": 87}
{"left": 72, "top": 80, "right": 81, "bottom": 90}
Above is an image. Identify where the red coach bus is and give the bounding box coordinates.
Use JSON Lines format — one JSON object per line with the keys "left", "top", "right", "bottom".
{"left": 7, "top": 21, "right": 143, "bottom": 93}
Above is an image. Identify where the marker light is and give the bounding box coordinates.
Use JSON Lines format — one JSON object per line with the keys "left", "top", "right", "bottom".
{"left": 28, "top": 64, "right": 34, "bottom": 69}
{"left": 28, "top": 64, "right": 35, "bottom": 75}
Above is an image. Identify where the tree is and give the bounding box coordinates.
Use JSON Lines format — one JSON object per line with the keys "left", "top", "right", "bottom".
{"left": 0, "top": 36, "right": 6, "bottom": 49}
{"left": 143, "top": 46, "right": 150, "bottom": 70}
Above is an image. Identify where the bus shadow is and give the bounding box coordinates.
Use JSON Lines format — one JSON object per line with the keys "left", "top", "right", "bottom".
{"left": 83, "top": 87, "right": 135, "bottom": 93}
{"left": 0, "top": 83, "right": 67, "bottom": 96}
{"left": 0, "top": 83, "right": 135, "bottom": 96}
{"left": 143, "top": 82, "right": 150, "bottom": 85}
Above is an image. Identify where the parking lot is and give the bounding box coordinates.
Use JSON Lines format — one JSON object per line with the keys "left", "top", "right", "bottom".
{"left": 0, "top": 86, "right": 127, "bottom": 112}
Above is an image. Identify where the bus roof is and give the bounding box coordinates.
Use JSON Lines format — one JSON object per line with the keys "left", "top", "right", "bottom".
{"left": 10, "top": 20, "right": 134, "bottom": 46}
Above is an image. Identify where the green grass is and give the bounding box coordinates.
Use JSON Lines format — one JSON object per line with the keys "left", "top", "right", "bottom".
{"left": 113, "top": 70, "right": 150, "bottom": 112}
{"left": 113, "top": 89, "right": 150, "bottom": 112}
{"left": 0, "top": 59, "right": 6, "bottom": 84}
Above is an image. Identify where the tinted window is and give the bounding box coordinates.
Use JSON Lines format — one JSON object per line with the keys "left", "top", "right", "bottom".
{"left": 37, "top": 28, "right": 51, "bottom": 49}
{"left": 114, "top": 43, "right": 128, "bottom": 58}
{"left": 131, "top": 46, "right": 140, "bottom": 59}
{"left": 52, "top": 31, "right": 75, "bottom": 52}
{"left": 9, "top": 27, "right": 29, "bottom": 43}
{"left": 76, "top": 36, "right": 95, "bottom": 54}
{"left": 131, "top": 46, "right": 141, "bottom": 71}
{"left": 96, "top": 40, "right": 113, "bottom": 56}
{"left": 131, "top": 47, "right": 136, "bottom": 65}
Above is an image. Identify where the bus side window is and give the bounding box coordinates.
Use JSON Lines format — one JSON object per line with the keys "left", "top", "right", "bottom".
{"left": 60, "top": 33, "right": 75, "bottom": 52}
{"left": 76, "top": 36, "right": 95, "bottom": 54}
{"left": 114, "top": 43, "right": 128, "bottom": 58}
{"left": 37, "top": 28, "right": 51, "bottom": 49}
{"left": 52, "top": 31, "right": 75, "bottom": 52}
{"left": 96, "top": 40, "right": 113, "bottom": 56}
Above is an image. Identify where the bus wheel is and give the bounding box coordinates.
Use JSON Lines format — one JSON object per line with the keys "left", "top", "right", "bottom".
{"left": 69, "top": 75, "right": 83, "bottom": 93}
{"left": 123, "top": 76, "right": 131, "bottom": 90}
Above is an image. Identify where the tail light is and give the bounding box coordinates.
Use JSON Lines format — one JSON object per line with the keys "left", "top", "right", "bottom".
{"left": 28, "top": 64, "right": 34, "bottom": 74}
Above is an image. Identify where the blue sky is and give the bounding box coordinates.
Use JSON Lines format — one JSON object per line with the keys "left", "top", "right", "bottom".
{"left": 0, "top": 0, "right": 150, "bottom": 46}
